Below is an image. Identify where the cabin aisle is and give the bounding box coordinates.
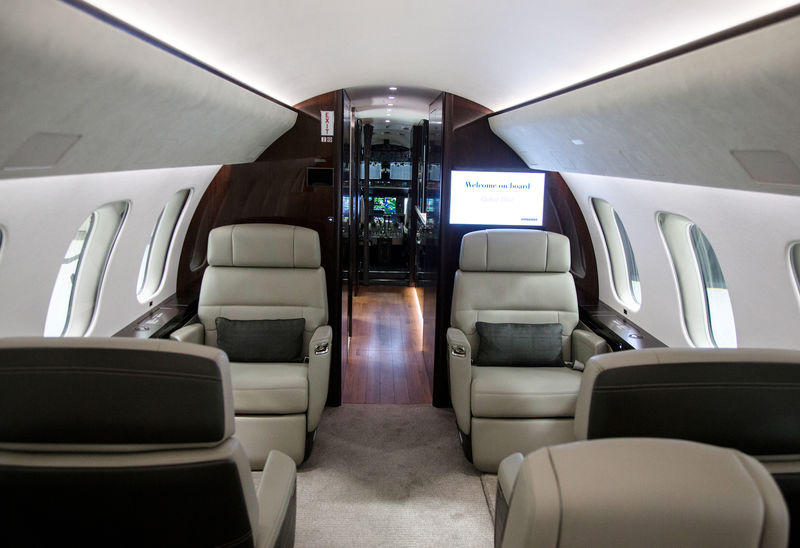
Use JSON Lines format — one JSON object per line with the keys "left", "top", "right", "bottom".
{"left": 343, "top": 286, "right": 433, "bottom": 404}
{"left": 290, "top": 404, "right": 493, "bottom": 547}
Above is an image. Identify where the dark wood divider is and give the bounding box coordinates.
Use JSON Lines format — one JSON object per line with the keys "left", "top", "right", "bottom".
{"left": 176, "top": 91, "right": 344, "bottom": 406}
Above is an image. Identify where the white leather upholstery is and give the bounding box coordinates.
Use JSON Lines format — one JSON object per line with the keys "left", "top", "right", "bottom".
{"left": 232, "top": 362, "right": 309, "bottom": 414}
{"left": 0, "top": 337, "right": 296, "bottom": 548}
{"left": 451, "top": 270, "right": 578, "bottom": 361}
{"left": 459, "top": 229, "right": 570, "bottom": 273}
{"left": 448, "top": 229, "right": 607, "bottom": 473}
{"left": 471, "top": 366, "right": 581, "bottom": 418}
{"left": 171, "top": 223, "right": 331, "bottom": 467}
{"left": 500, "top": 438, "right": 789, "bottom": 548}
{"left": 198, "top": 265, "right": 327, "bottom": 351}
{"left": 208, "top": 223, "right": 321, "bottom": 268}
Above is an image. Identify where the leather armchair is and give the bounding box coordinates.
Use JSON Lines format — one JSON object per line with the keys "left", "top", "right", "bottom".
{"left": 172, "top": 223, "right": 331, "bottom": 467}
{"left": 0, "top": 337, "right": 297, "bottom": 548}
{"left": 447, "top": 229, "right": 609, "bottom": 472}
{"left": 496, "top": 438, "right": 788, "bottom": 548}
{"left": 574, "top": 347, "right": 800, "bottom": 547}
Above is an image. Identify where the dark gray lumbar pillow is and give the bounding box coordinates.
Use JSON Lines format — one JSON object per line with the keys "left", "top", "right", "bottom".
{"left": 475, "top": 322, "right": 563, "bottom": 366}
{"left": 215, "top": 317, "right": 305, "bottom": 362}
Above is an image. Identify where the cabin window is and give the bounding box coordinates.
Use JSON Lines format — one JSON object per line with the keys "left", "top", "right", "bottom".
{"left": 591, "top": 198, "right": 641, "bottom": 309}
{"left": 657, "top": 212, "right": 736, "bottom": 348}
{"left": 44, "top": 201, "right": 128, "bottom": 337}
{"left": 136, "top": 189, "right": 191, "bottom": 302}
{"left": 791, "top": 243, "right": 800, "bottom": 300}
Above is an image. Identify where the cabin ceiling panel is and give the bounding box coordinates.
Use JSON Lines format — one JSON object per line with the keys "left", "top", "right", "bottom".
{"left": 0, "top": 1, "right": 297, "bottom": 179}
{"left": 82, "top": 0, "right": 795, "bottom": 112}
{"left": 489, "top": 16, "right": 800, "bottom": 195}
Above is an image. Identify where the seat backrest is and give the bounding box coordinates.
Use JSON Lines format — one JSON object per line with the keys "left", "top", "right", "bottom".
{"left": 574, "top": 347, "right": 800, "bottom": 454}
{"left": 0, "top": 337, "right": 258, "bottom": 548}
{"left": 199, "top": 223, "right": 328, "bottom": 355}
{"left": 502, "top": 438, "right": 788, "bottom": 548}
{"left": 574, "top": 347, "right": 800, "bottom": 548}
{"left": 451, "top": 229, "right": 578, "bottom": 361}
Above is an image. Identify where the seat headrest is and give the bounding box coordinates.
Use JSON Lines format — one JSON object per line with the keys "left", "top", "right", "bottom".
{"left": 208, "top": 223, "right": 321, "bottom": 268}
{"left": 574, "top": 348, "right": 800, "bottom": 454}
{"left": 509, "top": 438, "right": 788, "bottom": 548}
{"left": 0, "top": 337, "right": 234, "bottom": 451}
{"left": 459, "top": 229, "right": 570, "bottom": 272}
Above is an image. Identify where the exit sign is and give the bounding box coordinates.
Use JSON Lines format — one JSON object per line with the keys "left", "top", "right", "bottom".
{"left": 321, "top": 111, "right": 334, "bottom": 142}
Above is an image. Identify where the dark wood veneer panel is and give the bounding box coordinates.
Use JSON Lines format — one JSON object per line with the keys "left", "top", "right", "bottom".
{"left": 176, "top": 91, "right": 343, "bottom": 405}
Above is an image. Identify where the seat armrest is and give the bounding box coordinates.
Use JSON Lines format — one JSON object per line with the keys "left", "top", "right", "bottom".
{"left": 498, "top": 452, "right": 525, "bottom": 503}
{"left": 571, "top": 328, "right": 610, "bottom": 367}
{"left": 255, "top": 450, "right": 297, "bottom": 548}
{"left": 169, "top": 323, "right": 205, "bottom": 345}
{"left": 447, "top": 327, "right": 472, "bottom": 435}
{"left": 307, "top": 325, "right": 332, "bottom": 432}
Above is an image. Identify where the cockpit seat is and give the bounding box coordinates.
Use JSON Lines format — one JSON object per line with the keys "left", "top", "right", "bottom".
{"left": 0, "top": 337, "right": 296, "bottom": 548}
{"left": 496, "top": 438, "right": 788, "bottom": 548}
{"left": 171, "top": 223, "right": 331, "bottom": 468}
{"left": 447, "top": 229, "right": 609, "bottom": 472}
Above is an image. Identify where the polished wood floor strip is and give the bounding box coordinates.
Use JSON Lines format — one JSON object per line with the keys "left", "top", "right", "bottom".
{"left": 342, "top": 286, "right": 433, "bottom": 404}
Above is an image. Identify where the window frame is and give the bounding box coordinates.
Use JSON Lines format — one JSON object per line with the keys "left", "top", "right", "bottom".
{"left": 657, "top": 212, "right": 736, "bottom": 348}
{"left": 789, "top": 241, "right": 800, "bottom": 305}
{"left": 591, "top": 197, "right": 641, "bottom": 310}
{"left": 136, "top": 189, "right": 191, "bottom": 302}
{"left": 44, "top": 201, "right": 128, "bottom": 337}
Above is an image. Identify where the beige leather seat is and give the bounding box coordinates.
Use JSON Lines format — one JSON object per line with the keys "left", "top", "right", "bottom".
{"left": 573, "top": 347, "right": 800, "bottom": 548}
{"left": 0, "top": 337, "right": 296, "bottom": 548}
{"left": 497, "top": 438, "right": 788, "bottom": 548}
{"left": 447, "top": 229, "right": 608, "bottom": 472}
{"left": 171, "top": 223, "right": 331, "bottom": 467}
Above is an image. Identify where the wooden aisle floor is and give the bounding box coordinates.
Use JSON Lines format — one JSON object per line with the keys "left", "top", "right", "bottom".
{"left": 342, "top": 285, "right": 433, "bottom": 404}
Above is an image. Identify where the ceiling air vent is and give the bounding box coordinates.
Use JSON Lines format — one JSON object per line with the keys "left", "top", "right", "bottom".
{"left": 731, "top": 150, "right": 800, "bottom": 186}
{"left": 3, "top": 132, "right": 81, "bottom": 171}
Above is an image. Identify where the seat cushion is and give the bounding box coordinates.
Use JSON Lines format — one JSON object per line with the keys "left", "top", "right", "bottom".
{"left": 471, "top": 366, "right": 582, "bottom": 418}
{"left": 230, "top": 362, "right": 308, "bottom": 414}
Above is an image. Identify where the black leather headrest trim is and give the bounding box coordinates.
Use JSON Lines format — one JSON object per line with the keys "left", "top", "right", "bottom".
{"left": 0, "top": 347, "right": 225, "bottom": 444}
{"left": 587, "top": 361, "right": 800, "bottom": 455}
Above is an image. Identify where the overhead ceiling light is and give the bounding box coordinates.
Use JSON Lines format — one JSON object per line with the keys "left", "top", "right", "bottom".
{"left": 388, "top": 96, "right": 396, "bottom": 100}
{"left": 387, "top": 103, "right": 394, "bottom": 107}
{"left": 385, "top": 119, "right": 391, "bottom": 123}
{"left": 388, "top": 86, "right": 397, "bottom": 91}
{"left": 571, "top": 139, "right": 585, "bottom": 145}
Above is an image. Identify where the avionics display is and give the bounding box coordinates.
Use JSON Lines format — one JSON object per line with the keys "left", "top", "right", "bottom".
{"left": 449, "top": 170, "right": 545, "bottom": 226}
{"left": 373, "top": 197, "right": 397, "bottom": 215}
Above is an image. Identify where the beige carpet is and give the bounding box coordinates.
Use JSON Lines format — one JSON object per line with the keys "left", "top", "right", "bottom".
{"left": 280, "top": 404, "right": 494, "bottom": 547}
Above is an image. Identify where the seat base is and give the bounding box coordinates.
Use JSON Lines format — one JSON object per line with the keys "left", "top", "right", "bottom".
{"left": 495, "top": 482, "right": 510, "bottom": 548}
{"left": 303, "top": 428, "right": 316, "bottom": 463}
{"left": 458, "top": 429, "right": 473, "bottom": 463}
{"left": 471, "top": 417, "right": 576, "bottom": 473}
{"left": 236, "top": 415, "right": 306, "bottom": 469}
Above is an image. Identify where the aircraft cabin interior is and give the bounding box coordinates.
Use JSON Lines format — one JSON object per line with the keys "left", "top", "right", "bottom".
{"left": 2, "top": 1, "right": 800, "bottom": 547}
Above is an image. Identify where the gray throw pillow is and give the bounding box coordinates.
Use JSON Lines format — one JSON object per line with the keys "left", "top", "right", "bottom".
{"left": 475, "top": 322, "right": 563, "bottom": 366}
{"left": 215, "top": 317, "right": 305, "bottom": 363}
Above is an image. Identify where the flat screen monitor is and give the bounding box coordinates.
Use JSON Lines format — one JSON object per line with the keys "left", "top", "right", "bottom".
{"left": 449, "top": 170, "right": 545, "bottom": 226}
